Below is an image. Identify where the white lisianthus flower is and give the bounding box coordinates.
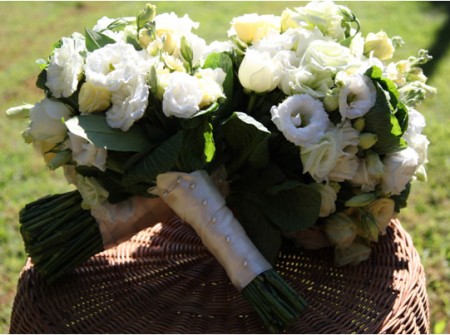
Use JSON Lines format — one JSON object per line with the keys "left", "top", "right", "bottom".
{"left": 281, "top": 66, "right": 334, "bottom": 98}
{"left": 195, "top": 68, "right": 226, "bottom": 108}
{"left": 301, "top": 40, "right": 355, "bottom": 73}
{"left": 107, "top": 76, "right": 149, "bottom": 131}
{"left": 381, "top": 147, "right": 419, "bottom": 195}
{"left": 324, "top": 213, "right": 357, "bottom": 249}
{"left": 351, "top": 158, "right": 381, "bottom": 192}
{"left": 271, "top": 94, "right": 330, "bottom": 148}
{"left": 238, "top": 49, "right": 280, "bottom": 93}
{"left": 46, "top": 32, "right": 85, "bottom": 98}
{"left": 85, "top": 42, "right": 151, "bottom": 92}
{"left": 406, "top": 107, "right": 426, "bottom": 134}
{"left": 93, "top": 16, "right": 136, "bottom": 42}
{"left": 229, "top": 13, "right": 281, "bottom": 45}
{"left": 78, "top": 81, "right": 112, "bottom": 114}
{"left": 25, "top": 98, "right": 72, "bottom": 144}
{"left": 68, "top": 132, "right": 107, "bottom": 171}
{"left": 328, "top": 152, "right": 359, "bottom": 183}
{"left": 336, "top": 72, "right": 377, "bottom": 120}
{"left": 203, "top": 40, "right": 234, "bottom": 59}
{"left": 162, "top": 72, "right": 203, "bottom": 118}
{"left": 364, "top": 31, "right": 395, "bottom": 61}
{"left": 76, "top": 174, "right": 109, "bottom": 210}
{"left": 182, "top": 33, "right": 207, "bottom": 66}
{"left": 154, "top": 12, "right": 200, "bottom": 54}
{"left": 364, "top": 198, "right": 396, "bottom": 235}
{"left": 251, "top": 27, "right": 298, "bottom": 57}
{"left": 280, "top": 1, "right": 350, "bottom": 40}
{"left": 311, "top": 182, "right": 339, "bottom": 217}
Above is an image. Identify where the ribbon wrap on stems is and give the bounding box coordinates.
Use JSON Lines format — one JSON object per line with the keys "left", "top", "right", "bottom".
{"left": 156, "top": 170, "right": 272, "bottom": 290}
{"left": 157, "top": 170, "right": 307, "bottom": 332}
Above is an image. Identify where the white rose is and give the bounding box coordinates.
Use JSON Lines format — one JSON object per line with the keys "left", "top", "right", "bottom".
{"left": 271, "top": 94, "right": 330, "bottom": 148}
{"left": 68, "top": 132, "right": 107, "bottom": 171}
{"left": 107, "top": 75, "right": 149, "bottom": 131}
{"left": 301, "top": 40, "right": 355, "bottom": 73}
{"left": 238, "top": 49, "right": 280, "bottom": 93}
{"left": 324, "top": 213, "right": 357, "bottom": 249}
{"left": 229, "top": 13, "right": 281, "bottom": 44}
{"left": 301, "top": 131, "right": 341, "bottom": 182}
{"left": 364, "top": 198, "right": 395, "bottom": 235}
{"left": 162, "top": 72, "right": 203, "bottom": 118}
{"left": 76, "top": 175, "right": 109, "bottom": 210}
{"left": 381, "top": 147, "right": 419, "bottom": 195}
{"left": 311, "top": 182, "right": 339, "bottom": 217}
{"left": 364, "top": 31, "right": 395, "bottom": 61}
{"left": 26, "top": 98, "right": 72, "bottom": 143}
{"left": 46, "top": 32, "right": 85, "bottom": 98}
{"left": 336, "top": 72, "right": 377, "bottom": 120}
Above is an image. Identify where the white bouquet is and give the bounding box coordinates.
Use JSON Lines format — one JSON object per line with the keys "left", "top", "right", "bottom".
{"left": 7, "top": 1, "right": 435, "bottom": 332}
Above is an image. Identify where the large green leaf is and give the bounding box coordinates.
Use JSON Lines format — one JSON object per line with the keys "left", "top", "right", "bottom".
{"left": 222, "top": 112, "right": 270, "bottom": 174}
{"left": 261, "top": 184, "right": 321, "bottom": 233}
{"left": 228, "top": 194, "right": 281, "bottom": 266}
{"left": 363, "top": 83, "right": 407, "bottom": 155}
{"left": 65, "top": 115, "right": 152, "bottom": 152}
{"left": 123, "top": 131, "right": 183, "bottom": 186}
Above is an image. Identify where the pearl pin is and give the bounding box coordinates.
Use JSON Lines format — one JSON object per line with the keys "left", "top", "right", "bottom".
{"left": 210, "top": 217, "right": 217, "bottom": 224}
{"left": 162, "top": 190, "right": 169, "bottom": 197}
{"left": 226, "top": 236, "right": 231, "bottom": 243}
{"left": 189, "top": 183, "right": 196, "bottom": 190}
{"left": 243, "top": 261, "right": 248, "bottom": 268}
{"left": 176, "top": 176, "right": 182, "bottom": 183}
{"left": 202, "top": 200, "right": 208, "bottom": 206}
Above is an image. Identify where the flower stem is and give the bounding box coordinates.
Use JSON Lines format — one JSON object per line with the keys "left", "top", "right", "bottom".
{"left": 242, "top": 269, "right": 307, "bottom": 333}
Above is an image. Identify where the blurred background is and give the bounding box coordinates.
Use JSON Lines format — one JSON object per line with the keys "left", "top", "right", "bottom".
{"left": 0, "top": 1, "right": 448, "bottom": 333}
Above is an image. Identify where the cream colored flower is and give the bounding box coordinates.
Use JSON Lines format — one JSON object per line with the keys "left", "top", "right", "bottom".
{"left": 324, "top": 213, "right": 357, "bottom": 249}
{"left": 364, "top": 31, "right": 395, "bottom": 61}
{"left": 381, "top": 147, "right": 419, "bottom": 195}
{"left": 79, "top": 81, "right": 112, "bottom": 114}
{"left": 68, "top": 132, "right": 107, "bottom": 171}
{"left": 26, "top": 98, "right": 72, "bottom": 144}
{"left": 311, "top": 182, "right": 339, "bottom": 217}
{"left": 76, "top": 175, "right": 109, "bottom": 210}
{"left": 238, "top": 49, "right": 280, "bottom": 93}
{"left": 229, "top": 13, "right": 281, "bottom": 44}
{"left": 364, "top": 198, "right": 395, "bottom": 234}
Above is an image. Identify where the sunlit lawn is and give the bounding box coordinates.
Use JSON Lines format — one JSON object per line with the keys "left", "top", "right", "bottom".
{"left": 1, "top": 1, "right": 449, "bottom": 333}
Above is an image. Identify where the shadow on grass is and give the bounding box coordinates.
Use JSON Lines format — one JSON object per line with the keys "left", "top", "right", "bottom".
{"left": 422, "top": 2, "right": 450, "bottom": 78}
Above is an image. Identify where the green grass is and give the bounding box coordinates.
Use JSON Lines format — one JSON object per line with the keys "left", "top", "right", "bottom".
{"left": 1, "top": 1, "right": 449, "bottom": 333}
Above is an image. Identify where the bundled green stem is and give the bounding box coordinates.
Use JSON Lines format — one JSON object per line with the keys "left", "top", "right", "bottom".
{"left": 242, "top": 269, "right": 307, "bottom": 333}
{"left": 19, "top": 190, "right": 104, "bottom": 284}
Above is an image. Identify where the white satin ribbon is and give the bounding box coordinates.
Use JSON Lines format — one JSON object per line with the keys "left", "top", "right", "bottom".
{"left": 91, "top": 196, "right": 174, "bottom": 250}
{"left": 157, "top": 170, "right": 272, "bottom": 291}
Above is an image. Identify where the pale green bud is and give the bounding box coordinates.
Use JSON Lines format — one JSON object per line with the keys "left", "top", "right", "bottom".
{"left": 359, "top": 132, "right": 378, "bottom": 149}
{"left": 353, "top": 117, "right": 365, "bottom": 132}
{"left": 323, "top": 88, "right": 340, "bottom": 112}
{"left": 324, "top": 213, "right": 357, "bottom": 249}
{"left": 137, "top": 4, "right": 156, "bottom": 31}
{"left": 334, "top": 242, "right": 371, "bottom": 267}
{"left": 365, "top": 150, "right": 384, "bottom": 177}
{"left": 47, "top": 149, "right": 72, "bottom": 170}
{"left": 6, "top": 104, "right": 34, "bottom": 119}
{"left": 345, "top": 192, "right": 377, "bottom": 207}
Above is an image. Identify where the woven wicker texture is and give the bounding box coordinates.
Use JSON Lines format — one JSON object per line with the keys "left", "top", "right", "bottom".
{"left": 10, "top": 217, "right": 429, "bottom": 334}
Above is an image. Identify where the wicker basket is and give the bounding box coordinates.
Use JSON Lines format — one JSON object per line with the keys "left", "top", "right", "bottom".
{"left": 10, "top": 217, "right": 429, "bottom": 334}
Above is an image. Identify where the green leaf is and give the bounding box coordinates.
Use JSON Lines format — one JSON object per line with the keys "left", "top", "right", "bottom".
{"left": 36, "top": 69, "right": 48, "bottom": 92}
{"left": 123, "top": 131, "right": 183, "bottom": 186}
{"left": 85, "top": 28, "right": 116, "bottom": 52}
{"left": 177, "top": 119, "right": 215, "bottom": 172}
{"left": 65, "top": 115, "right": 152, "bottom": 152}
{"left": 391, "top": 182, "right": 411, "bottom": 212}
{"left": 363, "top": 83, "right": 407, "bottom": 155}
{"left": 261, "top": 185, "right": 321, "bottom": 233}
{"left": 222, "top": 112, "right": 270, "bottom": 174}
{"left": 228, "top": 194, "right": 281, "bottom": 265}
